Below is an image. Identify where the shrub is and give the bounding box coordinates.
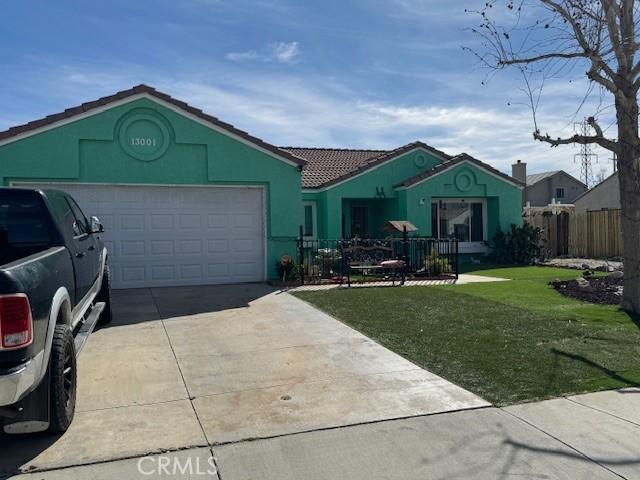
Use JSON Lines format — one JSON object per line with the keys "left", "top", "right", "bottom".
{"left": 276, "top": 255, "right": 300, "bottom": 281}
{"left": 492, "top": 223, "right": 544, "bottom": 265}
{"left": 424, "top": 248, "right": 452, "bottom": 275}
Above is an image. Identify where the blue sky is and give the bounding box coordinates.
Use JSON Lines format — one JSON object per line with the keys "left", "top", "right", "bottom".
{"left": 1, "top": 0, "right": 616, "bottom": 180}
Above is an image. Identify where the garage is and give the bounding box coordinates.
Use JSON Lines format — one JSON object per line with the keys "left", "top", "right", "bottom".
{"left": 0, "top": 85, "right": 305, "bottom": 286}
{"left": 18, "top": 183, "right": 265, "bottom": 289}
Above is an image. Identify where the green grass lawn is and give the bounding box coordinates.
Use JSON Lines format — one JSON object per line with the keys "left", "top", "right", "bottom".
{"left": 293, "top": 265, "right": 640, "bottom": 405}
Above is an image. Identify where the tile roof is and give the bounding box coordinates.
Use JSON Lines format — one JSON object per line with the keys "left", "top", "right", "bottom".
{"left": 284, "top": 141, "right": 451, "bottom": 188}
{"left": 395, "top": 153, "right": 524, "bottom": 188}
{"left": 0, "top": 84, "right": 307, "bottom": 167}
{"left": 281, "top": 147, "right": 388, "bottom": 188}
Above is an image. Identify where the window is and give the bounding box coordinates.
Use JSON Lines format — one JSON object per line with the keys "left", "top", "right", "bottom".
{"left": 302, "top": 202, "right": 316, "bottom": 239}
{"left": 431, "top": 199, "right": 485, "bottom": 242}
{"left": 66, "top": 197, "right": 89, "bottom": 236}
{"left": 555, "top": 188, "right": 565, "bottom": 199}
{"left": 0, "top": 194, "right": 52, "bottom": 245}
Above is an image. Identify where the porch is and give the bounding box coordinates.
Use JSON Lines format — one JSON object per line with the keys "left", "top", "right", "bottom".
{"left": 296, "top": 233, "right": 459, "bottom": 286}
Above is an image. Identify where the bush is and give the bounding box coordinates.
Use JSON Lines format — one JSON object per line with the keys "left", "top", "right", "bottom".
{"left": 276, "top": 255, "right": 300, "bottom": 281}
{"left": 492, "top": 223, "right": 544, "bottom": 265}
{"left": 424, "top": 248, "right": 452, "bottom": 275}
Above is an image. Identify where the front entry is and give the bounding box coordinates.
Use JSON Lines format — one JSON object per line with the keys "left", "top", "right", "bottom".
{"left": 350, "top": 205, "right": 369, "bottom": 238}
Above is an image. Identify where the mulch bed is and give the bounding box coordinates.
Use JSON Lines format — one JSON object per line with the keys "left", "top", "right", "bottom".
{"left": 551, "top": 276, "right": 623, "bottom": 305}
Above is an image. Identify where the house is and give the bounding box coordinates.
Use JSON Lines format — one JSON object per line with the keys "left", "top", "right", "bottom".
{"left": 574, "top": 172, "right": 620, "bottom": 213}
{"left": 511, "top": 160, "right": 587, "bottom": 206}
{"left": 287, "top": 146, "right": 523, "bottom": 255}
{"left": 0, "top": 85, "right": 523, "bottom": 288}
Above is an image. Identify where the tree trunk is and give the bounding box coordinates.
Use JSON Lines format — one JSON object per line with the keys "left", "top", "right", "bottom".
{"left": 616, "top": 91, "right": 640, "bottom": 313}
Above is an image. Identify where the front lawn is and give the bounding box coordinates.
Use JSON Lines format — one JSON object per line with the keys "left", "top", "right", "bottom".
{"left": 293, "top": 266, "right": 640, "bottom": 405}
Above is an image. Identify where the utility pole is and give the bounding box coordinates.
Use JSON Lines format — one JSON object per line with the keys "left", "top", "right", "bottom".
{"left": 573, "top": 118, "right": 598, "bottom": 187}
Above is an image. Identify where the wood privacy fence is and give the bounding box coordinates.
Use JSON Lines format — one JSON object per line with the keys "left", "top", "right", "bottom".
{"left": 568, "top": 209, "right": 622, "bottom": 258}
{"left": 523, "top": 209, "right": 622, "bottom": 259}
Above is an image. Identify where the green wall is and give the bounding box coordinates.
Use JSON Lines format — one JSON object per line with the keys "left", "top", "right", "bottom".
{"left": 303, "top": 148, "right": 442, "bottom": 238}
{"left": 0, "top": 97, "right": 303, "bottom": 278}
{"left": 302, "top": 149, "right": 522, "bottom": 241}
{"left": 401, "top": 162, "right": 523, "bottom": 239}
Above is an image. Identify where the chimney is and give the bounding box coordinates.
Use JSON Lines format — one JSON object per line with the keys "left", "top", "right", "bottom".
{"left": 512, "top": 160, "right": 527, "bottom": 184}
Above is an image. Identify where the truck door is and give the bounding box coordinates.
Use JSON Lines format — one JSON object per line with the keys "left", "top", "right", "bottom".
{"left": 65, "top": 196, "right": 100, "bottom": 302}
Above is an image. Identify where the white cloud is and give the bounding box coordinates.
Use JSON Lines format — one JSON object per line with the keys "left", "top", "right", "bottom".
{"left": 269, "top": 41, "right": 300, "bottom": 63}
{"left": 226, "top": 41, "right": 301, "bottom": 64}
{"left": 226, "top": 50, "right": 260, "bottom": 62}
{"left": 3, "top": 64, "right": 616, "bottom": 182}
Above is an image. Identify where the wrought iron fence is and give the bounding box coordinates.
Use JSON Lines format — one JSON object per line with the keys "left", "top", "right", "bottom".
{"left": 297, "top": 232, "right": 458, "bottom": 285}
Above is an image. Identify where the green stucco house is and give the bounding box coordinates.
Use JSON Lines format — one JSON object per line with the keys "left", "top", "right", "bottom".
{"left": 0, "top": 85, "right": 522, "bottom": 288}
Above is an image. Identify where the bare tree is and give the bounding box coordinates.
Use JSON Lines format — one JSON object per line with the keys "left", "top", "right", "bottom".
{"left": 468, "top": 0, "right": 640, "bottom": 312}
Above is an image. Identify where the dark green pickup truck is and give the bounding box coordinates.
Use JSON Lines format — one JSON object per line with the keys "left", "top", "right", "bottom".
{"left": 0, "top": 187, "right": 111, "bottom": 434}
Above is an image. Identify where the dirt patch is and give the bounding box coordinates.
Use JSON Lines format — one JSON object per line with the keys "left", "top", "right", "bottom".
{"left": 551, "top": 276, "right": 622, "bottom": 305}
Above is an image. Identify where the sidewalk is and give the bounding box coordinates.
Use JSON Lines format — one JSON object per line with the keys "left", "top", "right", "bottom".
{"left": 10, "top": 387, "right": 639, "bottom": 479}
{"left": 213, "top": 387, "right": 640, "bottom": 480}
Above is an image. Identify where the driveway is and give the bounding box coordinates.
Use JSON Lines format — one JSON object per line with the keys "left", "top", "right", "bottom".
{"left": 0, "top": 284, "right": 487, "bottom": 476}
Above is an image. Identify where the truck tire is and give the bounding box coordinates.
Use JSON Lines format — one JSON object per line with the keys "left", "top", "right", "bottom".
{"left": 96, "top": 264, "right": 112, "bottom": 325}
{"left": 49, "top": 324, "right": 76, "bottom": 433}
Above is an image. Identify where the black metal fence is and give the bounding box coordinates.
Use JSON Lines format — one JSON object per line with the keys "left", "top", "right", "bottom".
{"left": 297, "top": 231, "right": 458, "bottom": 285}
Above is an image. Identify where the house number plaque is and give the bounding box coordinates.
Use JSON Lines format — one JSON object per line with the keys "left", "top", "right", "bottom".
{"left": 119, "top": 112, "right": 170, "bottom": 161}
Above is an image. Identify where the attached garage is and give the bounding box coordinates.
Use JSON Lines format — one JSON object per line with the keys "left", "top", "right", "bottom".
{"left": 0, "top": 84, "right": 305, "bottom": 288}
{"left": 15, "top": 183, "right": 265, "bottom": 288}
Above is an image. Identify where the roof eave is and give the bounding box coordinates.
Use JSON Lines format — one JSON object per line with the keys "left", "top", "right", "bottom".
{"left": 0, "top": 84, "right": 306, "bottom": 168}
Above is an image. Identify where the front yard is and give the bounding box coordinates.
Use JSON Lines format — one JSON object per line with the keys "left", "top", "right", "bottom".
{"left": 293, "top": 266, "right": 640, "bottom": 405}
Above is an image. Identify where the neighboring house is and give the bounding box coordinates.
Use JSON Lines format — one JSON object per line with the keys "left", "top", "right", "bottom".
{"left": 511, "top": 160, "right": 587, "bottom": 206}
{"left": 0, "top": 85, "right": 523, "bottom": 288}
{"left": 574, "top": 172, "right": 620, "bottom": 213}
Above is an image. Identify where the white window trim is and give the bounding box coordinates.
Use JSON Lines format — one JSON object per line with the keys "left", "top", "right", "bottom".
{"left": 431, "top": 197, "right": 489, "bottom": 253}
{"left": 302, "top": 201, "right": 317, "bottom": 240}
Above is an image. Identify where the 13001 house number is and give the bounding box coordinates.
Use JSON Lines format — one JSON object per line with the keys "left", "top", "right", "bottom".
{"left": 130, "top": 137, "right": 157, "bottom": 147}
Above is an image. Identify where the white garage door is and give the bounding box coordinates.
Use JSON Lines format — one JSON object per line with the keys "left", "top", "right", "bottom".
{"left": 20, "top": 184, "right": 265, "bottom": 289}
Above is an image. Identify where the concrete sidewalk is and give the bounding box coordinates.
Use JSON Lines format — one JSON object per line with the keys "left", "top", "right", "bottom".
{"left": 290, "top": 273, "right": 509, "bottom": 291}
{"left": 8, "top": 387, "right": 639, "bottom": 479}
{"left": 214, "top": 387, "right": 640, "bottom": 480}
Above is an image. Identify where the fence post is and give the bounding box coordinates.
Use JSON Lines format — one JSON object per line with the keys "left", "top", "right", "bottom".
{"left": 454, "top": 240, "right": 459, "bottom": 280}
{"left": 402, "top": 226, "right": 408, "bottom": 283}
{"left": 298, "top": 225, "right": 304, "bottom": 286}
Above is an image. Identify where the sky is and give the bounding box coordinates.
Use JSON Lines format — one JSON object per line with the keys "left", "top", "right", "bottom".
{"left": 1, "top": 0, "right": 618, "bottom": 182}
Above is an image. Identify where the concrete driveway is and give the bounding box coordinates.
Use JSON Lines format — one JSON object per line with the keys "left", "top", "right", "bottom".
{"left": 0, "top": 284, "right": 487, "bottom": 477}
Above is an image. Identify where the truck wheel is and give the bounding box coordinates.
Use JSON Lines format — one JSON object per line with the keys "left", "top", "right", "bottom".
{"left": 49, "top": 324, "right": 76, "bottom": 433}
{"left": 96, "top": 264, "right": 112, "bottom": 325}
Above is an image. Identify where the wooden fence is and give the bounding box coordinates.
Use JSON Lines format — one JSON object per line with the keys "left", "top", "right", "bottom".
{"left": 568, "top": 209, "right": 622, "bottom": 258}
{"left": 523, "top": 208, "right": 622, "bottom": 259}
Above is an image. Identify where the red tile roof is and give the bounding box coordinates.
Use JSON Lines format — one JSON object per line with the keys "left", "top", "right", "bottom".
{"left": 284, "top": 141, "right": 451, "bottom": 188}
{"left": 0, "top": 84, "right": 307, "bottom": 167}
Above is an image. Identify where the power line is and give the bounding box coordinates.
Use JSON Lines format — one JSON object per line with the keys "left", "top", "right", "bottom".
{"left": 573, "top": 118, "right": 598, "bottom": 187}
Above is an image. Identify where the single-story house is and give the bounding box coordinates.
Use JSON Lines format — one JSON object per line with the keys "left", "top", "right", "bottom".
{"left": 574, "top": 172, "right": 620, "bottom": 213}
{"left": 511, "top": 160, "right": 587, "bottom": 206}
{"left": 0, "top": 85, "right": 523, "bottom": 288}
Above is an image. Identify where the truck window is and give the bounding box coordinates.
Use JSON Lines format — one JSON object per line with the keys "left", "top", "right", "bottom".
{"left": 65, "top": 197, "right": 89, "bottom": 236}
{"left": 0, "top": 195, "right": 53, "bottom": 246}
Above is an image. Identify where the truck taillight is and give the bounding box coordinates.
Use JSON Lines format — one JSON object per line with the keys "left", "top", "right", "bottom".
{"left": 0, "top": 294, "right": 33, "bottom": 349}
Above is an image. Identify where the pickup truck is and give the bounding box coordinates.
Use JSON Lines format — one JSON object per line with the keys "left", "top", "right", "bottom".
{"left": 0, "top": 187, "right": 111, "bottom": 434}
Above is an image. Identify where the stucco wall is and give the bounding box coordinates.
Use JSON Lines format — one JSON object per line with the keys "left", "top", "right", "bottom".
{"left": 402, "top": 162, "right": 523, "bottom": 238}
{"left": 0, "top": 97, "right": 303, "bottom": 278}
{"left": 303, "top": 148, "right": 443, "bottom": 238}
{"left": 575, "top": 172, "right": 620, "bottom": 213}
